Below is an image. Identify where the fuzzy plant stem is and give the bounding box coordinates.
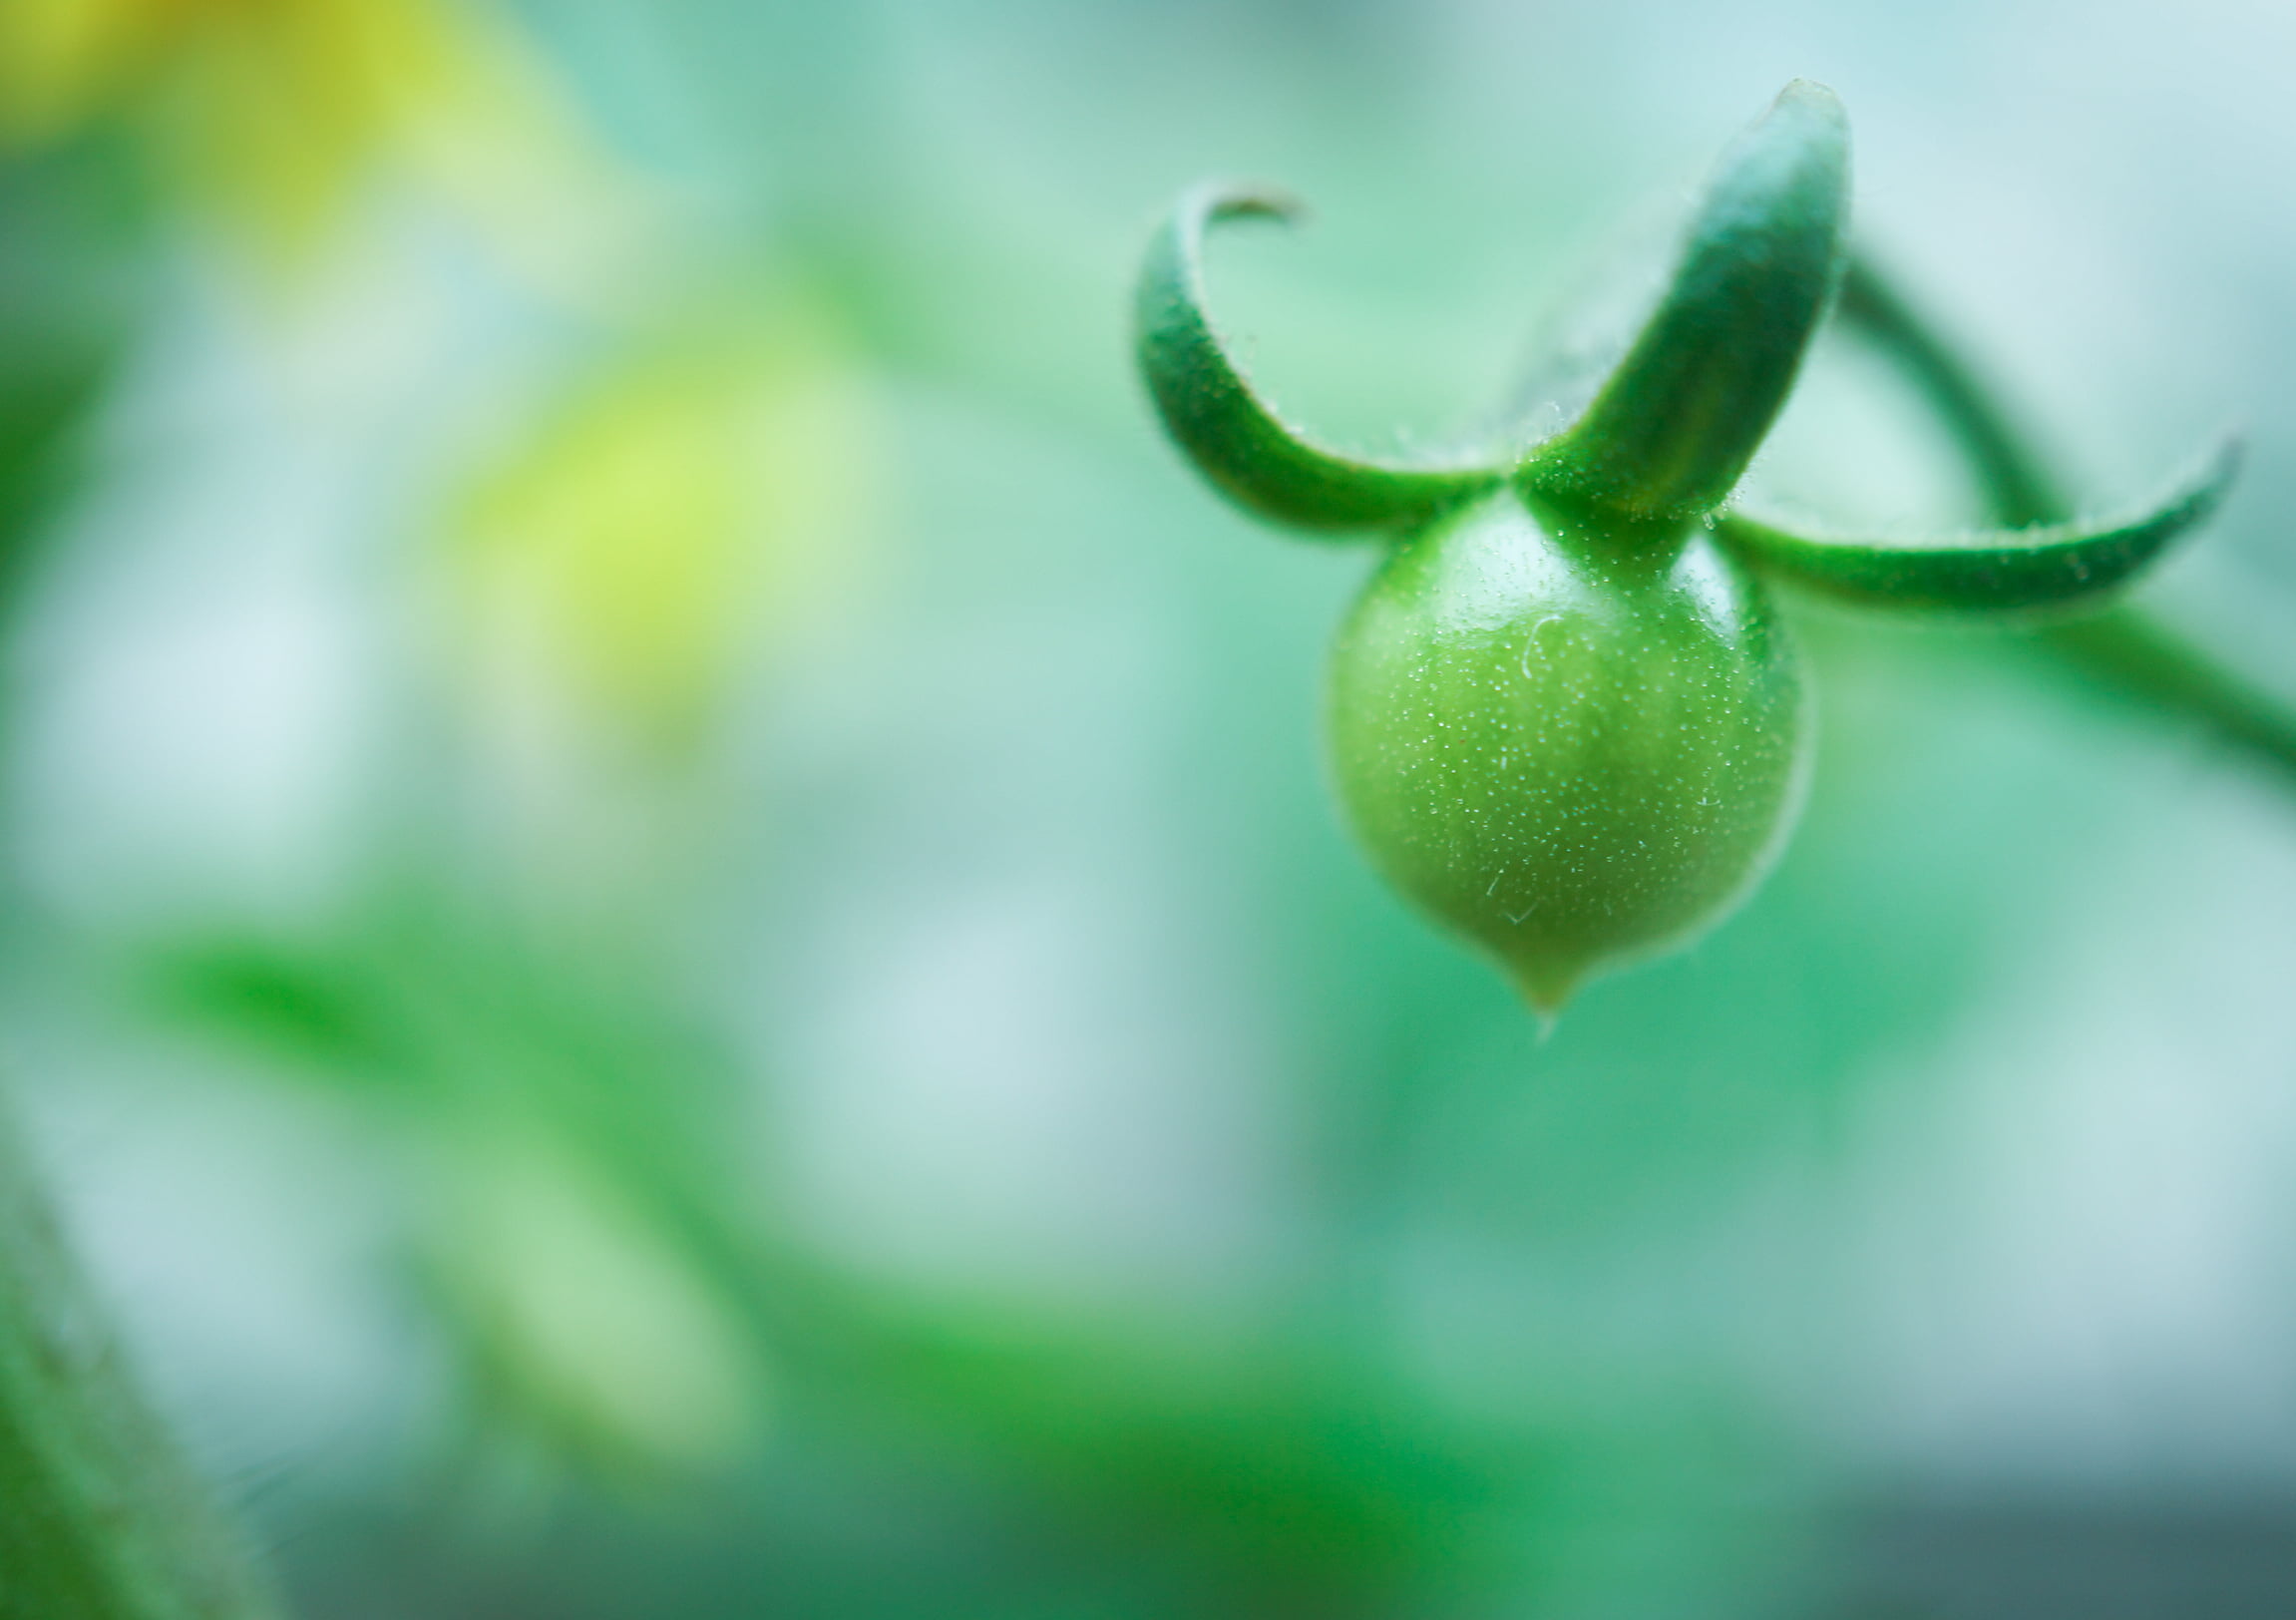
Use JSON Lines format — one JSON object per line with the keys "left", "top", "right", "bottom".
{"left": 0, "top": 1102, "right": 281, "bottom": 1620}
{"left": 1838, "top": 256, "right": 2296, "bottom": 787}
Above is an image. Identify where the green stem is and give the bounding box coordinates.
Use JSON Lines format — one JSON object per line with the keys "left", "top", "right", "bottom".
{"left": 0, "top": 1101, "right": 281, "bottom": 1620}
{"left": 1839, "top": 254, "right": 2296, "bottom": 787}
{"left": 1835, "top": 258, "right": 2069, "bottom": 527}
{"left": 2023, "top": 609, "right": 2296, "bottom": 788}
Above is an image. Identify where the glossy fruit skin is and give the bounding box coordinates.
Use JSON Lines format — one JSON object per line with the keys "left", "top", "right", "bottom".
{"left": 1328, "top": 487, "right": 1811, "bottom": 1012}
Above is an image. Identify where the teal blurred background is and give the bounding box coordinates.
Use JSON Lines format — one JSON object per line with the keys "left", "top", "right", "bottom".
{"left": 6, "top": 1, "right": 2296, "bottom": 1615}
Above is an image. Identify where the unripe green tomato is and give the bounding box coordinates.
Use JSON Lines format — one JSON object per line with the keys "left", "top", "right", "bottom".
{"left": 1328, "top": 488, "right": 1811, "bottom": 1012}
{"left": 1142, "top": 91, "right": 2236, "bottom": 1015}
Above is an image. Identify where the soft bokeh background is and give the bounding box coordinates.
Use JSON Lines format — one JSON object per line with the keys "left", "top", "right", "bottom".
{"left": 6, "top": 2, "right": 2296, "bottom": 1616}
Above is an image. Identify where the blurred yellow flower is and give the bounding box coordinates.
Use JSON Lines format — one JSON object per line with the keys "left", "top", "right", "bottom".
{"left": 451, "top": 297, "right": 876, "bottom": 756}
{"left": 0, "top": 0, "right": 607, "bottom": 267}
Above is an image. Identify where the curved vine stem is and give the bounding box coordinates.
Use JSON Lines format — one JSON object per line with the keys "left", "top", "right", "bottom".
{"left": 1833, "top": 258, "right": 2068, "bottom": 528}
{"left": 0, "top": 1101, "right": 282, "bottom": 1620}
{"left": 1837, "top": 254, "right": 2296, "bottom": 787}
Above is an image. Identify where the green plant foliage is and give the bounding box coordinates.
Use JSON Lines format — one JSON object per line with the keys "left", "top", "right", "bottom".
{"left": 0, "top": 137, "right": 146, "bottom": 615}
{"left": 12, "top": 7, "right": 2296, "bottom": 1617}
{"left": 0, "top": 1114, "right": 281, "bottom": 1620}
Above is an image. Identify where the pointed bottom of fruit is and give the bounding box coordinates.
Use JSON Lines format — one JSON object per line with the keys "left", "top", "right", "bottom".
{"left": 1506, "top": 959, "right": 1583, "bottom": 1027}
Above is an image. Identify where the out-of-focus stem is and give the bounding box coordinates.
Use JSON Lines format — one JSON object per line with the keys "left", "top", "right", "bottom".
{"left": 0, "top": 1104, "right": 281, "bottom": 1620}
{"left": 2026, "top": 608, "right": 2296, "bottom": 789}
{"left": 1835, "top": 257, "right": 2069, "bottom": 527}
{"left": 1840, "top": 254, "right": 2296, "bottom": 788}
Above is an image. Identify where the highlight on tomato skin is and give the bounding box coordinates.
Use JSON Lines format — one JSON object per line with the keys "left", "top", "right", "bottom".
{"left": 1327, "top": 488, "right": 1812, "bottom": 1014}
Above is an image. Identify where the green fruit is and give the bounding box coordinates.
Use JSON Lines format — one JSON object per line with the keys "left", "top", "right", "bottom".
{"left": 1135, "top": 81, "right": 2237, "bottom": 1013}
{"left": 1330, "top": 493, "right": 1808, "bottom": 1012}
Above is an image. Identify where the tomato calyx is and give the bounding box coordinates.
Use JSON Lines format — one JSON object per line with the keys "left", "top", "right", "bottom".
{"left": 1518, "top": 80, "right": 1850, "bottom": 524}
{"left": 1136, "top": 79, "right": 2231, "bottom": 591}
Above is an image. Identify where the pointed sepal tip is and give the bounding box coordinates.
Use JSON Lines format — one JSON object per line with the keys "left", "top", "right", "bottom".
{"left": 1136, "top": 182, "right": 1501, "bottom": 534}
{"left": 1523, "top": 80, "right": 1851, "bottom": 523}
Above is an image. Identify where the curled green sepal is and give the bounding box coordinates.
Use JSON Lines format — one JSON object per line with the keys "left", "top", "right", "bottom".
{"left": 1715, "top": 438, "right": 2241, "bottom": 613}
{"left": 1136, "top": 184, "right": 1501, "bottom": 534}
{"left": 1524, "top": 80, "right": 1851, "bottom": 522}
